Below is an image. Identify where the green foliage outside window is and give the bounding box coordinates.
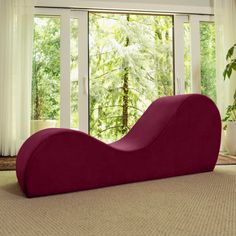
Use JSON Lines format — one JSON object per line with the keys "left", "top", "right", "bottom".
{"left": 31, "top": 14, "right": 217, "bottom": 142}
{"left": 32, "top": 17, "right": 60, "bottom": 121}
{"left": 89, "top": 14, "right": 173, "bottom": 142}
{"left": 184, "top": 22, "right": 216, "bottom": 102}
{"left": 200, "top": 22, "right": 216, "bottom": 103}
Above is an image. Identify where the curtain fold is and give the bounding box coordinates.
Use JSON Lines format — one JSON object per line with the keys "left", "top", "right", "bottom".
{"left": 214, "top": 0, "right": 236, "bottom": 117}
{"left": 0, "top": 0, "right": 34, "bottom": 156}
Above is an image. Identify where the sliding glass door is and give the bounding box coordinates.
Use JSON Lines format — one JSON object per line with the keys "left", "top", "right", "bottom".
{"left": 31, "top": 8, "right": 216, "bottom": 143}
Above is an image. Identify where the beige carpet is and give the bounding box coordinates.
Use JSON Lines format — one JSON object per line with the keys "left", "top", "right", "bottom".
{"left": 0, "top": 166, "right": 236, "bottom": 236}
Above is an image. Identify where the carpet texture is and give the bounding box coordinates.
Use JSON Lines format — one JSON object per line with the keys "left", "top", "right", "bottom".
{"left": 0, "top": 166, "right": 236, "bottom": 236}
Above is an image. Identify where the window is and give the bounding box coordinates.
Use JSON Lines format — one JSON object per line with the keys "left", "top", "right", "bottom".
{"left": 31, "top": 16, "right": 60, "bottom": 134}
{"left": 89, "top": 13, "right": 173, "bottom": 142}
{"left": 32, "top": 9, "right": 216, "bottom": 142}
{"left": 200, "top": 22, "right": 216, "bottom": 102}
{"left": 184, "top": 22, "right": 191, "bottom": 93}
{"left": 183, "top": 20, "right": 216, "bottom": 101}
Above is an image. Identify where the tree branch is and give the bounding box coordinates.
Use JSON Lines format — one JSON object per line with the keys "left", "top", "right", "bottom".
{"left": 92, "top": 68, "right": 121, "bottom": 80}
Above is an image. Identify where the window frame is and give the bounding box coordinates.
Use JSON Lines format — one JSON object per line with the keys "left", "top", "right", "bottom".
{"left": 174, "top": 14, "right": 214, "bottom": 94}
{"left": 34, "top": 8, "right": 90, "bottom": 132}
{"left": 33, "top": 7, "right": 215, "bottom": 136}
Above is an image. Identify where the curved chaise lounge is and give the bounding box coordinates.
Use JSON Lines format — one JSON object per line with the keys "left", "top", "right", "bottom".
{"left": 16, "top": 94, "right": 221, "bottom": 197}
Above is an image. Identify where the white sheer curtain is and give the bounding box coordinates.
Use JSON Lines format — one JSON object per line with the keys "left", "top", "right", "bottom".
{"left": 214, "top": 0, "right": 236, "bottom": 117}
{"left": 0, "top": 0, "right": 34, "bottom": 156}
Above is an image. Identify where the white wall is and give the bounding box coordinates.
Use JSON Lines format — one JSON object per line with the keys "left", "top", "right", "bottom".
{"left": 35, "top": 0, "right": 214, "bottom": 14}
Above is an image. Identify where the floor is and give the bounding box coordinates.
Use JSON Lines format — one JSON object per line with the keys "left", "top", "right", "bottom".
{"left": 0, "top": 166, "right": 236, "bottom": 236}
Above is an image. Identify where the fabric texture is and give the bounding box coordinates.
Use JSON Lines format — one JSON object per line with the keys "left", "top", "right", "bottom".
{"left": 16, "top": 94, "right": 221, "bottom": 197}
{"left": 1, "top": 166, "right": 236, "bottom": 235}
{"left": 0, "top": 0, "right": 34, "bottom": 156}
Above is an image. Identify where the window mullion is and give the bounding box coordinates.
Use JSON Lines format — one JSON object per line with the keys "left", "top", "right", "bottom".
{"left": 190, "top": 15, "right": 201, "bottom": 93}
{"left": 174, "top": 15, "right": 188, "bottom": 94}
{"left": 60, "top": 10, "right": 71, "bottom": 128}
{"left": 77, "top": 11, "right": 89, "bottom": 133}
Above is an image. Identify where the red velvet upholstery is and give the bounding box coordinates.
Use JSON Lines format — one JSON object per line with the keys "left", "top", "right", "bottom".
{"left": 16, "top": 94, "right": 221, "bottom": 197}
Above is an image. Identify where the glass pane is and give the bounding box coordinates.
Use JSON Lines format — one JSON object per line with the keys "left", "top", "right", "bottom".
{"left": 200, "top": 22, "right": 216, "bottom": 102}
{"left": 89, "top": 13, "right": 173, "bottom": 143}
{"left": 70, "top": 18, "right": 79, "bottom": 129}
{"left": 31, "top": 16, "right": 60, "bottom": 134}
{"left": 184, "top": 23, "right": 191, "bottom": 93}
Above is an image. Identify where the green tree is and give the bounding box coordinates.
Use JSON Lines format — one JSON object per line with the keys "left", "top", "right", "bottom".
{"left": 89, "top": 13, "right": 173, "bottom": 142}
{"left": 200, "top": 22, "right": 216, "bottom": 102}
{"left": 32, "top": 17, "right": 60, "bottom": 121}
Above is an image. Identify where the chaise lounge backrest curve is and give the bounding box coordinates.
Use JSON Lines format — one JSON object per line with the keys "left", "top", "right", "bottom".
{"left": 16, "top": 94, "right": 221, "bottom": 197}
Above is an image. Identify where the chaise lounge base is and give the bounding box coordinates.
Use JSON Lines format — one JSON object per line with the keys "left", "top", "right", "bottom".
{"left": 16, "top": 94, "right": 221, "bottom": 197}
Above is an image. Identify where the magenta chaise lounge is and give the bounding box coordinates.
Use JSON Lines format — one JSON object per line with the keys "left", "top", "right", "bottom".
{"left": 16, "top": 94, "right": 221, "bottom": 197}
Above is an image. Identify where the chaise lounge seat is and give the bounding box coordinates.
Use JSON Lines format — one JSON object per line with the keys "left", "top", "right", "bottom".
{"left": 16, "top": 94, "right": 221, "bottom": 197}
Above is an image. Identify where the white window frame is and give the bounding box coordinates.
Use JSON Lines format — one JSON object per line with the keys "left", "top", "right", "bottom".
{"left": 174, "top": 15, "right": 188, "bottom": 95}
{"left": 71, "top": 10, "right": 89, "bottom": 133}
{"left": 190, "top": 15, "right": 214, "bottom": 94}
{"left": 33, "top": 7, "right": 215, "bottom": 135}
{"left": 35, "top": 0, "right": 213, "bottom": 15}
{"left": 60, "top": 10, "right": 71, "bottom": 128}
{"left": 174, "top": 14, "right": 214, "bottom": 94}
{"left": 34, "top": 8, "right": 89, "bottom": 133}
